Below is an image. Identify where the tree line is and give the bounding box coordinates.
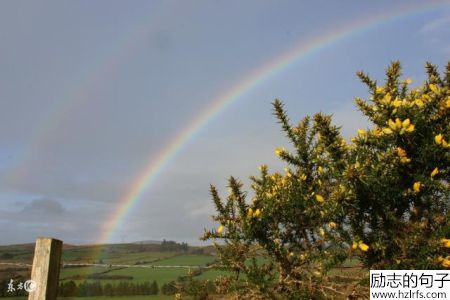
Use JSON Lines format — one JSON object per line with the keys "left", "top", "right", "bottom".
{"left": 57, "top": 280, "right": 159, "bottom": 297}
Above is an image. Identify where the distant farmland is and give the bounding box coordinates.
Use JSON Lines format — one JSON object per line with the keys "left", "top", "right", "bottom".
{"left": 0, "top": 241, "right": 223, "bottom": 299}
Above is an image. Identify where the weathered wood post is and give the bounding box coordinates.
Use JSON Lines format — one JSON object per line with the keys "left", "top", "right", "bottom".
{"left": 28, "top": 237, "right": 63, "bottom": 300}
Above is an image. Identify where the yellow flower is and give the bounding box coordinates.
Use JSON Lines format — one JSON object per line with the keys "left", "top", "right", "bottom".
{"left": 415, "top": 99, "right": 424, "bottom": 107}
{"left": 435, "top": 134, "right": 443, "bottom": 145}
{"left": 388, "top": 119, "right": 397, "bottom": 130}
{"left": 318, "top": 166, "right": 324, "bottom": 174}
{"left": 300, "top": 174, "right": 307, "bottom": 181}
{"left": 357, "top": 129, "right": 366, "bottom": 137}
{"left": 441, "top": 238, "right": 450, "bottom": 248}
{"left": 217, "top": 225, "right": 224, "bottom": 234}
{"left": 258, "top": 164, "right": 267, "bottom": 172}
{"left": 383, "top": 93, "right": 392, "bottom": 103}
{"left": 373, "top": 127, "right": 383, "bottom": 137}
{"left": 413, "top": 181, "right": 421, "bottom": 193}
{"left": 247, "top": 208, "right": 253, "bottom": 218}
{"left": 376, "top": 86, "right": 385, "bottom": 94}
{"left": 352, "top": 241, "right": 358, "bottom": 250}
{"left": 402, "top": 119, "right": 410, "bottom": 128}
{"left": 274, "top": 147, "right": 285, "bottom": 156}
{"left": 429, "top": 83, "right": 439, "bottom": 94}
{"left": 315, "top": 194, "right": 325, "bottom": 203}
{"left": 392, "top": 98, "right": 402, "bottom": 107}
{"left": 404, "top": 78, "right": 412, "bottom": 85}
{"left": 289, "top": 251, "right": 294, "bottom": 257}
{"left": 442, "top": 258, "right": 450, "bottom": 268}
{"left": 329, "top": 222, "right": 337, "bottom": 229}
{"left": 446, "top": 97, "right": 450, "bottom": 108}
{"left": 387, "top": 118, "right": 414, "bottom": 133}
{"left": 404, "top": 124, "right": 415, "bottom": 132}
{"left": 253, "top": 208, "right": 261, "bottom": 218}
{"left": 382, "top": 127, "right": 393, "bottom": 134}
{"left": 397, "top": 147, "right": 407, "bottom": 157}
{"left": 358, "top": 241, "right": 369, "bottom": 252}
{"left": 431, "top": 167, "right": 439, "bottom": 178}
{"left": 443, "top": 140, "right": 450, "bottom": 149}
{"left": 400, "top": 157, "right": 411, "bottom": 164}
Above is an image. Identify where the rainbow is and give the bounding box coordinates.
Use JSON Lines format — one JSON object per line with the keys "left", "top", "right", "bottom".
{"left": 97, "top": 1, "right": 450, "bottom": 244}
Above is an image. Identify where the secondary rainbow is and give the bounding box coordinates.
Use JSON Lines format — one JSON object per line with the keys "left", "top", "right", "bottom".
{"left": 97, "top": 1, "right": 450, "bottom": 244}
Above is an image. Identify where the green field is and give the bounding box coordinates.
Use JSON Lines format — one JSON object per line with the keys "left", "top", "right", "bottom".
{"left": 0, "top": 242, "right": 221, "bottom": 299}
{"left": 153, "top": 255, "right": 215, "bottom": 266}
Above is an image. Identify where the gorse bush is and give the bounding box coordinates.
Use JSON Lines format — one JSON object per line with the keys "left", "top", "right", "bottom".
{"left": 201, "top": 61, "right": 450, "bottom": 299}
{"left": 345, "top": 62, "right": 450, "bottom": 270}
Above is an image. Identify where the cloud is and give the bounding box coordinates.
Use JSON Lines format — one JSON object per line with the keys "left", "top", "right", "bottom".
{"left": 21, "top": 198, "right": 65, "bottom": 214}
{"left": 0, "top": 196, "right": 112, "bottom": 245}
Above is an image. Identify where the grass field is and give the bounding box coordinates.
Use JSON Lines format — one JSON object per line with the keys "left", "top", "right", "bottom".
{"left": 0, "top": 242, "right": 220, "bottom": 298}
{"left": 153, "top": 254, "right": 215, "bottom": 266}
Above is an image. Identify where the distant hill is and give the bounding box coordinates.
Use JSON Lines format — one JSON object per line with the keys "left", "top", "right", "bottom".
{"left": 132, "top": 240, "right": 162, "bottom": 245}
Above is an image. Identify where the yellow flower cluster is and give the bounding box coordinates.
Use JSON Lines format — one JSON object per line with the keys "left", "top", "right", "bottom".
{"left": 372, "top": 127, "right": 383, "bottom": 137}
{"left": 429, "top": 84, "right": 439, "bottom": 94}
{"left": 380, "top": 91, "right": 426, "bottom": 109}
{"left": 437, "top": 256, "right": 450, "bottom": 268}
{"left": 352, "top": 240, "right": 369, "bottom": 252}
{"left": 396, "top": 147, "right": 411, "bottom": 164}
{"left": 376, "top": 84, "right": 442, "bottom": 113}
{"left": 435, "top": 134, "right": 450, "bottom": 148}
{"left": 247, "top": 207, "right": 261, "bottom": 218}
{"left": 441, "top": 238, "right": 450, "bottom": 248}
{"left": 413, "top": 181, "right": 421, "bottom": 193}
{"left": 274, "top": 147, "right": 286, "bottom": 156}
{"left": 382, "top": 118, "right": 415, "bottom": 135}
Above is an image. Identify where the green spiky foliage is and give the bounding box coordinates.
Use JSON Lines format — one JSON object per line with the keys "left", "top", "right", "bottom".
{"left": 346, "top": 61, "right": 450, "bottom": 269}
{"left": 201, "top": 61, "right": 450, "bottom": 298}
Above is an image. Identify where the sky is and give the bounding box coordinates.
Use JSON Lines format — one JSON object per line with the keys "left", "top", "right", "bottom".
{"left": 0, "top": 0, "right": 449, "bottom": 245}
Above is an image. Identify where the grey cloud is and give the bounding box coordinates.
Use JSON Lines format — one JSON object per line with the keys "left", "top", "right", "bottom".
{"left": 22, "top": 198, "right": 65, "bottom": 214}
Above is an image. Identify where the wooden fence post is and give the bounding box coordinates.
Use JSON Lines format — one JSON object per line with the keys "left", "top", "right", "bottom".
{"left": 28, "top": 237, "right": 63, "bottom": 300}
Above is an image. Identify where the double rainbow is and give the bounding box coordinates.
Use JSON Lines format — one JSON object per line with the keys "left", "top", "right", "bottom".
{"left": 97, "top": 1, "right": 450, "bottom": 244}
